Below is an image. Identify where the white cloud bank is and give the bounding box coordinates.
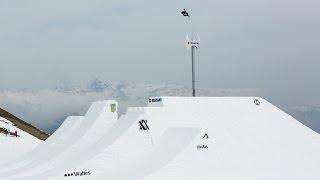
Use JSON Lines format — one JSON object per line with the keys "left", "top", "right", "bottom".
{"left": 0, "top": 81, "right": 261, "bottom": 133}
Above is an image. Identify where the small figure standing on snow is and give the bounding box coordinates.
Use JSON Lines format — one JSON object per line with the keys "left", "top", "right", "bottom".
{"left": 15, "top": 130, "right": 18, "bottom": 137}
{"left": 4, "top": 128, "right": 8, "bottom": 136}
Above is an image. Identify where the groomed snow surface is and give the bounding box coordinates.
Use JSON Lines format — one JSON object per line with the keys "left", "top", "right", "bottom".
{"left": 0, "top": 97, "right": 319, "bottom": 180}
{"left": 0, "top": 117, "right": 42, "bottom": 165}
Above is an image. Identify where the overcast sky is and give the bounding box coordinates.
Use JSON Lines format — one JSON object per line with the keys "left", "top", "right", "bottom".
{"left": 0, "top": 0, "right": 319, "bottom": 107}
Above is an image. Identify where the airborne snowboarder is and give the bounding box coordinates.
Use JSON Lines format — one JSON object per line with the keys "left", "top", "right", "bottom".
{"left": 181, "top": 9, "right": 190, "bottom": 18}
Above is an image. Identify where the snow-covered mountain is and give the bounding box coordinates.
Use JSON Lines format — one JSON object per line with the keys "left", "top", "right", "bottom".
{"left": 0, "top": 108, "right": 48, "bottom": 140}
{"left": 0, "top": 115, "right": 43, "bottom": 164}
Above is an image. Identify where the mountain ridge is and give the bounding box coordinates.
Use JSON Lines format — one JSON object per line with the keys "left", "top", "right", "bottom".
{"left": 0, "top": 108, "right": 49, "bottom": 140}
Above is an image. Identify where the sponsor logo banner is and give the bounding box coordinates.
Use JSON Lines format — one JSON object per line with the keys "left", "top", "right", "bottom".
{"left": 148, "top": 97, "right": 162, "bottom": 103}
{"left": 139, "top": 119, "right": 149, "bottom": 130}
{"left": 64, "top": 171, "right": 91, "bottom": 178}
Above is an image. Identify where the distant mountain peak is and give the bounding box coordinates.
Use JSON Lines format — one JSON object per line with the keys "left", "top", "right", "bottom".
{"left": 86, "top": 79, "right": 109, "bottom": 93}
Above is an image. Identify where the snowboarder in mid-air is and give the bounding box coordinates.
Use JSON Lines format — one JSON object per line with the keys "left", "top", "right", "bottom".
{"left": 181, "top": 9, "right": 190, "bottom": 18}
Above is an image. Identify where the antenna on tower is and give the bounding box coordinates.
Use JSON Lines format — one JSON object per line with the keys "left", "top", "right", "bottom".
{"left": 181, "top": 9, "right": 200, "bottom": 97}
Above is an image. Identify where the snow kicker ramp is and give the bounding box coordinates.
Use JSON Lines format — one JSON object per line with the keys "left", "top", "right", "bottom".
{"left": 0, "top": 116, "right": 84, "bottom": 172}
{"left": 30, "top": 109, "right": 200, "bottom": 180}
{"left": 1, "top": 100, "right": 118, "bottom": 179}
{"left": 3, "top": 97, "right": 320, "bottom": 180}
{"left": 22, "top": 109, "right": 144, "bottom": 179}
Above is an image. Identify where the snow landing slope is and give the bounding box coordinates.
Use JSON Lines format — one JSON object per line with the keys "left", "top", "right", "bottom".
{"left": 0, "top": 108, "right": 48, "bottom": 140}
{"left": 2, "top": 97, "right": 320, "bottom": 180}
{"left": 0, "top": 116, "right": 84, "bottom": 175}
{"left": 0, "top": 117, "right": 42, "bottom": 165}
{"left": 0, "top": 107, "right": 48, "bottom": 165}
{"left": 0, "top": 100, "right": 117, "bottom": 180}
